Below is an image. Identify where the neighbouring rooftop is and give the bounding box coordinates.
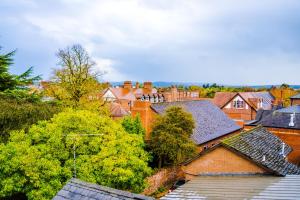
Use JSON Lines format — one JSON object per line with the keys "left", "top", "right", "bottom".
{"left": 151, "top": 100, "right": 241, "bottom": 145}
{"left": 161, "top": 175, "right": 300, "bottom": 200}
{"left": 213, "top": 92, "right": 274, "bottom": 110}
{"left": 53, "top": 178, "right": 154, "bottom": 200}
{"left": 247, "top": 105, "right": 300, "bottom": 129}
{"left": 222, "top": 126, "right": 300, "bottom": 176}
{"left": 290, "top": 93, "right": 300, "bottom": 99}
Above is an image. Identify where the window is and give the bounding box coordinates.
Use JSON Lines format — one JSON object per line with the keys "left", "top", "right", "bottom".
{"left": 233, "top": 100, "right": 244, "bottom": 108}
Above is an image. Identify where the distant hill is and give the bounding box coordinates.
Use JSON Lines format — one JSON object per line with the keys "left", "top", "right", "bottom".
{"left": 110, "top": 82, "right": 300, "bottom": 89}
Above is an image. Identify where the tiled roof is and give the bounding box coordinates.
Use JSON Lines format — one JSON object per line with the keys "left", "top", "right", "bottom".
{"left": 247, "top": 105, "right": 300, "bottom": 129}
{"left": 110, "top": 102, "right": 130, "bottom": 117}
{"left": 241, "top": 92, "right": 274, "bottom": 110}
{"left": 161, "top": 175, "right": 300, "bottom": 200}
{"left": 213, "top": 92, "right": 274, "bottom": 110}
{"left": 151, "top": 100, "right": 241, "bottom": 145}
{"left": 53, "top": 178, "right": 154, "bottom": 200}
{"left": 213, "top": 92, "right": 237, "bottom": 108}
{"left": 222, "top": 126, "right": 300, "bottom": 176}
{"left": 290, "top": 93, "right": 300, "bottom": 99}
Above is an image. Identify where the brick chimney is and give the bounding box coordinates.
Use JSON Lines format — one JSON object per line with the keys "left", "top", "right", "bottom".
{"left": 123, "top": 81, "right": 132, "bottom": 89}
{"left": 143, "top": 82, "right": 153, "bottom": 90}
{"left": 171, "top": 85, "right": 178, "bottom": 101}
{"left": 135, "top": 82, "right": 140, "bottom": 88}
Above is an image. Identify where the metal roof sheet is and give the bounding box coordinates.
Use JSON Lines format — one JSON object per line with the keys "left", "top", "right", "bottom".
{"left": 161, "top": 175, "right": 300, "bottom": 200}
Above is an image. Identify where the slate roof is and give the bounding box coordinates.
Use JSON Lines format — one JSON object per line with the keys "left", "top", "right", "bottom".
{"left": 222, "top": 126, "right": 300, "bottom": 176}
{"left": 290, "top": 93, "right": 300, "bottom": 99}
{"left": 161, "top": 175, "right": 300, "bottom": 200}
{"left": 247, "top": 105, "right": 300, "bottom": 129}
{"left": 151, "top": 100, "right": 241, "bottom": 145}
{"left": 53, "top": 178, "right": 154, "bottom": 200}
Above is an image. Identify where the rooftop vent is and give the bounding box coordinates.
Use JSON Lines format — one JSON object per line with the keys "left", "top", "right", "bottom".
{"left": 289, "top": 112, "right": 296, "bottom": 127}
{"left": 262, "top": 155, "right": 266, "bottom": 162}
{"left": 281, "top": 143, "right": 286, "bottom": 158}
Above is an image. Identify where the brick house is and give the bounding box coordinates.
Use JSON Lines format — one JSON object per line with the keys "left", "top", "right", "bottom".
{"left": 245, "top": 105, "right": 300, "bottom": 165}
{"left": 290, "top": 93, "right": 300, "bottom": 106}
{"left": 213, "top": 92, "right": 275, "bottom": 126}
{"left": 182, "top": 126, "right": 300, "bottom": 180}
{"left": 146, "top": 100, "right": 241, "bottom": 150}
{"left": 101, "top": 81, "right": 199, "bottom": 112}
{"left": 102, "top": 81, "right": 158, "bottom": 111}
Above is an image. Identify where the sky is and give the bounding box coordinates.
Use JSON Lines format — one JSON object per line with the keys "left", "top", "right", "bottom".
{"left": 0, "top": 0, "right": 300, "bottom": 85}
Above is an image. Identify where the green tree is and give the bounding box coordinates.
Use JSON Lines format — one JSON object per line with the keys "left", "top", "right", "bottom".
{"left": 0, "top": 95, "right": 61, "bottom": 142}
{"left": 0, "top": 109, "right": 151, "bottom": 199}
{"left": 121, "top": 115, "right": 145, "bottom": 136}
{"left": 150, "top": 106, "right": 197, "bottom": 168}
{"left": 0, "top": 47, "right": 40, "bottom": 92}
{"left": 47, "top": 44, "right": 105, "bottom": 108}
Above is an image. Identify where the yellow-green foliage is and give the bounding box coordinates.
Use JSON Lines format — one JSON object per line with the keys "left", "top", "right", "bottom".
{"left": 0, "top": 109, "right": 151, "bottom": 199}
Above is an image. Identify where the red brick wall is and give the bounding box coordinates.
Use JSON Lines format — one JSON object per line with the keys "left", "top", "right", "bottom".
{"left": 143, "top": 167, "right": 184, "bottom": 195}
{"left": 291, "top": 99, "right": 300, "bottom": 106}
{"left": 131, "top": 101, "right": 156, "bottom": 140}
{"left": 182, "top": 146, "right": 268, "bottom": 180}
{"left": 222, "top": 106, "right": 256, "bottom": 122}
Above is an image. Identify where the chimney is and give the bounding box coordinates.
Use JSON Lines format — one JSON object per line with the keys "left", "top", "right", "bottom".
{"left": 135, "top": 82, "right": 140, "bottom": 89}
{"left": 171, "top": 85, "right": 178, "bottom": 101}
{"left": 143, "top": 82, "right": 153, "bottom": 90}
{"left": 262, "top": 155, "right": 266, "bottom": 162}
{"left": 123, "top": 81, "right": 132, "bottom": 89}
{"left": 289, "top": 112, "right": 295, "bottom": 127}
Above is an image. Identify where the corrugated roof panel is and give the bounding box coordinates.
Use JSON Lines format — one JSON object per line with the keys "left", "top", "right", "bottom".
{"left": 161, "top": 175, "right": 300, "bottom": 200}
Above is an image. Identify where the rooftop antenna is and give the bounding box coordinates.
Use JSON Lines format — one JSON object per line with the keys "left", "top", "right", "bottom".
{"left": 65, "top": 134, "right": 103, "bottom": 178}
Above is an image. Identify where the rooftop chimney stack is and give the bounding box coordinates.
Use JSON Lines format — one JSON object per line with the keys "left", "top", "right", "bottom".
{"left": 135, "top": 82, "right": 140, "bottom": 89}
{"left": 143, "top": 82, "right": 153, "bottom": 90}
{"left": 123, "top": 81, "right": 132, "bottom": 89}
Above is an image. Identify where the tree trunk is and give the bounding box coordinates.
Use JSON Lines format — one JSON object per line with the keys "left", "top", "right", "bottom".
{"left": 158, "top": 156, "right": 162, "bottom": 169}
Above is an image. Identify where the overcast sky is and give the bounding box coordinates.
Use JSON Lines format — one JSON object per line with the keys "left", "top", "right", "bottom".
{"left": 1, "top": 0, "right": 300, "bottom": 85}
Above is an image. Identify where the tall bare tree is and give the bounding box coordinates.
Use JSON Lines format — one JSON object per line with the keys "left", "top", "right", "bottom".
{"left": 47, "top": 44, "right": 105, "bottom": 107}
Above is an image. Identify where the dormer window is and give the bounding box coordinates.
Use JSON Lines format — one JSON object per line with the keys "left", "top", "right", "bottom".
{"left": 233, "top": 100, "right": 244, "bottom": 108}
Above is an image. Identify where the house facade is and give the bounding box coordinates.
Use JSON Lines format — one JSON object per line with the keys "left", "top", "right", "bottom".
{"left": 213, "top": 92, "right": 275, "bottom": 126}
